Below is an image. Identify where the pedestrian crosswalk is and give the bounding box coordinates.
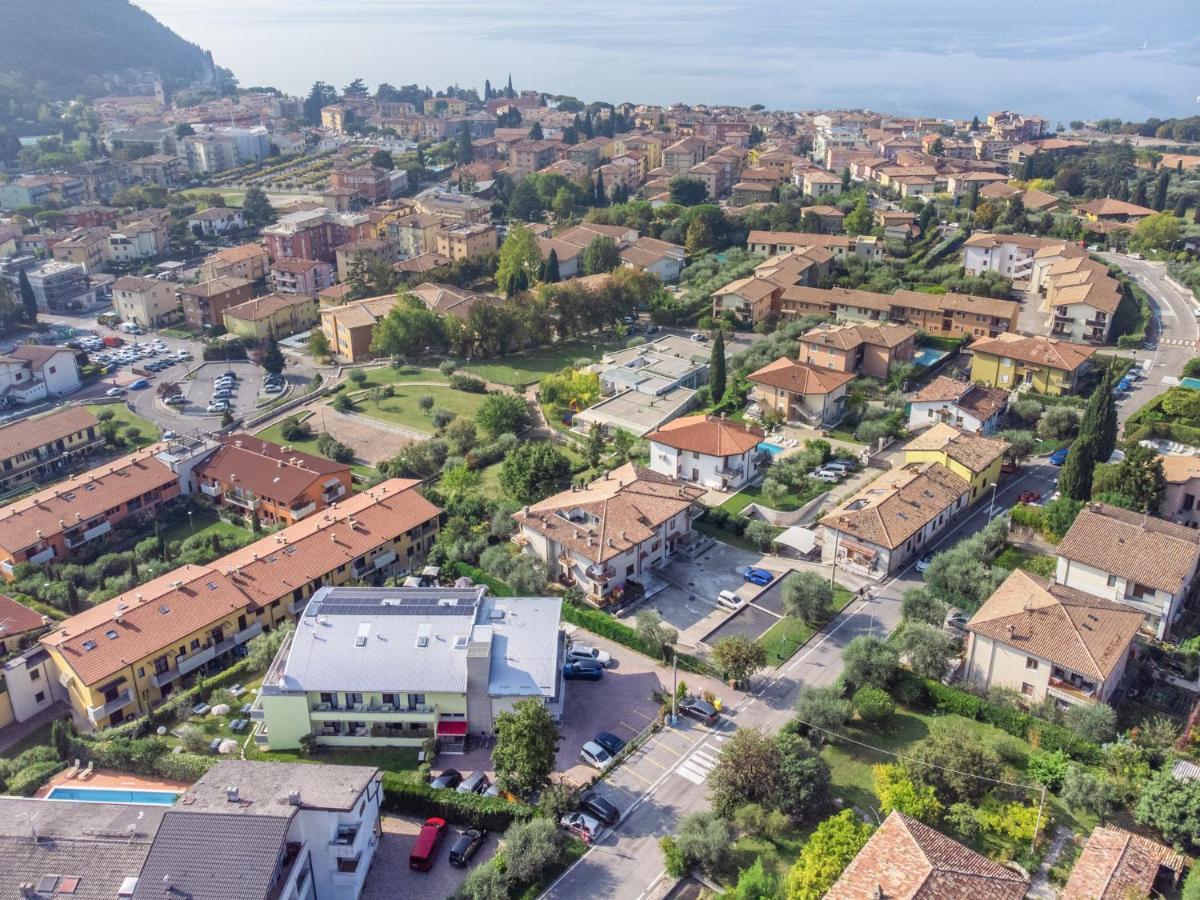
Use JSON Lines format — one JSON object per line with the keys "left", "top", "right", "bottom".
{"left": 1161, "top": 338, "right": 1199, "bottom": 347}
{"left": 675, "top": 740, "right": 723, "bottom": 785}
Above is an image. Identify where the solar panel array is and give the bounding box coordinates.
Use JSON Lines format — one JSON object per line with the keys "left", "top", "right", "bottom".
{"left": 307, "top": 588, "right": 481, "bottom": 618}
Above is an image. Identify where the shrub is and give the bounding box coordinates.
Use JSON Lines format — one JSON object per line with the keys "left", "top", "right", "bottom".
{"left": 381, "top": 778, "right": 530, "bottom": 831}
{"left": 852, "top": 686, "right": 895, "bottom": 726}
{"left": 348, "top": 369, "right": 368, "bottom": 385}
{"left": 924, "top": 680, "right": 983, "bottom": 718}
{"left": 449, "top": 374, "right": 487, "bottom": 393}
{"left": 659, "top": 836, "right": 686, "bottom": 877}
{"left": 1028, "top": 748, "right": 1069, "bottom": 790}
{"left": 438, "top": 360, "right": 458, "bottom": 376}
{"left": 7, "top": 760, "right": 62, "bottom": 796}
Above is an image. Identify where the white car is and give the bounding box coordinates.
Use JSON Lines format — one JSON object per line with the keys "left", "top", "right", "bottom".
{"left": 689, "top": 332, "right": 708, "bottom": 343}
{"left": 811, "top": 469, "right": 842, "bottom": 483}
{"left": 580, "top": 741, "right": 614, "bottom": 771}
{"left": 105, "top": 387, "right": 125, "bottom": 397}
{"left": 566, "top": 644, "right": 613, "bottom": 667}
{"left": 206, "top": 401, "right": 229, "bottom": 413}
{"left": 561, "top": 811, "right": 604, "bottom": 843}
{"left": 717, "top": 590, "right": 746, "bottom": 611}
{"left": 162, "top": 430, "right": 177, "bottom": 440}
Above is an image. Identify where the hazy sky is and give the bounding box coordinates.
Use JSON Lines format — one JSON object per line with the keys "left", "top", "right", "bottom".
{"left": 137, "top": 0, "right": 1200, "bottom": 121}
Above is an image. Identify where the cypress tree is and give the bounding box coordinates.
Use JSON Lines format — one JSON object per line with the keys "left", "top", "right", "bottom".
{"left": 1061, "top": 373, "right": 1109, "bottom": 500}
{"left": 543, "top": 249, "right": 560, "bottom": 283}
{"left": 1152, "top": 170, "right": 1170, "bottom": 211}
{"left": 709, "top": 330, "right": 726, "bottom": 406}
{"left": 594, "top": 171, "right": 606, "bottom": 206}
{"left": 484, "top": 78, "right": 492, "bottom": 100}
{"left": 1132, "top": 180, "right": 1148, "bottom": 207}
{"left": 1094, "top": 368, "right": 1119, "bottom": 464}
{"left": 17, "top": 269, "right": 37, "bottom": 323}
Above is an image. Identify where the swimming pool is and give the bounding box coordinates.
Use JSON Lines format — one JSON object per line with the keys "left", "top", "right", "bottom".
{"left": 758, "top": 442, "right": 785, "bottom": 455}
{"left": 1181, "top": 377, "right": 1200, "bottom": 390}
{"left": 46, "top": 787, "right": 179, "bottom": 805}
{"left": 912, "top": 348, "right": 949, "bottom": 367}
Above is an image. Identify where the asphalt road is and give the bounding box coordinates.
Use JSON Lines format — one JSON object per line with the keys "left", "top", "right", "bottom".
{"left": 542, "top": 462, "right": 1062, "bottom": 900}
{"left": 1098, "top": 254, "right": 1199, "bottom": 424}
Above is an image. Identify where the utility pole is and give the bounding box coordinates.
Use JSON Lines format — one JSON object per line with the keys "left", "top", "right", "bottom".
{"left": 829, "top": 528, "right": 841, "bottom": 589}
{"left": 670, "top": 652, "right": 678, "bottom": 726}
{"left": 987, "top": 481, "right": 998, "bottom": 520}
{"left": 1031, "top": 784, "right": 1047, "bottom": 855}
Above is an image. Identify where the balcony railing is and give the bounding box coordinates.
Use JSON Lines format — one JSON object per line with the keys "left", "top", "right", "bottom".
{"left": 223, "top": 491, "right": 260, "bottom": 511}
{"left": 290, "top": 501, "right": 316, "bottom": 519}
{"left": 87, "top": 688, "right": 135, "bottom": 724}
{"left": 151, "top": 666, "right": 181, "bottom": 689}
{"left": 177, "top": 621, "right": 263, "bottom": 676}
{"left": 585, "top": 564, "right": 615, "bottom": 583}
{"left": 199, "top": 482, "right": 221, "bottom": 497}
{"left": 27, "top": 546, "right": 55, "bottom": 564}
{"left": 1048, "top": 675, "right": 1098, "bottom": 704}
{"left": 310, "top": 701, "right": 436, "bottom": 716}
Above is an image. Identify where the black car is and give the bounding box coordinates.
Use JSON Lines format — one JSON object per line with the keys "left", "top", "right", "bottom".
{"left": 448, "top": 828, "right": 487, "bottom": 868}
{"left": 580, "top": 792, "right": 620, "bottom": 827}
{"left": 562, "top": 660, "right": 605, "bottom": 681}
{"left": 430, "top": 768, "right": 463, "bottom": 789}
{"left": 594, "top": 731, "right": 626, "bottom": 756}
{"left": 679, "top": 697, "right": 720, "bottom": 726}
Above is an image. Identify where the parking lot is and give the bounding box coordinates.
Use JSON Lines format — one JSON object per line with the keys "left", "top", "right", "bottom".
{"left": 361, "top": 814, "right": 498, "bottom": 899}
{"left": 181, "top": 360, "right": 267, "bottom": 418}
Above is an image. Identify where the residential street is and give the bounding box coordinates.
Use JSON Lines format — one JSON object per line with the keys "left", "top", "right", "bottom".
{"left": 542, "top": 461, "right": 1061, "bottom": 900}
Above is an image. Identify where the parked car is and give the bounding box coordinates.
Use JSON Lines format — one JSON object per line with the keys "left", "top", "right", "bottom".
{"left": 1018, "top": 490, "right": 1042, "bottom": 505}
{"left": 561, "top": 811, "right": 603, "bottom": 843}
{"left": 811, "top": 469, "right": 842, "bottom": 483}
{"left": 743, "top": 567, "right": 773, "bottom": 586}
{"left": 944, "top": 608, "right": 969, "bottom": 634}
{"left": 717, "top": 589, "right": 746, "bottom": 610}
{"left": 263, "top": 382, "right": 285, "bottom": 394}
{"left": 456, "top": 771, "right": 490, "bottom": 795}
{"left": 128, "top": 378, "right": 149, "bottom": 390}
{"left": 164, "top": 395, "right": 187, "bottom": 406}
{"left": 915, "top": 553, "right": 934, "bottom": 574}
{"left": 823, "top": 459, "right": 857, "bottom": 473}
{"left": 580, "top": 793, "right": 621, "bottom": 827}
{"left": 580, "top": 741, "right": 614, "bottom": 771}
{"left": 689, "top": 332, "right": 708, "bottom": 343}
{"left": 678, "top": 697, "right": 719, "bottom": 726}
{"left": 566, "top": 644, "right": 613, "bottom": 667}
{"left": 162, "top": 430, "right": 177, "bottom": 440}
{"left": 1049, "top": 447, "right": 1070, "bottom": 466}
{"left": 409, "top": 817, "right": 448, "bottom": 871}
{"left": 105, "top": 387, "right": 125, "bottom": 397}
{"left": 1128, "top": 252, "right": 1144, "bottom": 260}
{"left": 430, "top": 768, "right": 463, "bottom": 790}
{"left": 1000, "top": 461, "right": 1019, "bottom": 475}
{"left": 562, "top": 660, "right": 605, "bottom": 681}
{"left": 593, "top": 732, "right": 626, "bottom": 756}
{"left": 448, "top": 828, "right": 486, "bottom": 868}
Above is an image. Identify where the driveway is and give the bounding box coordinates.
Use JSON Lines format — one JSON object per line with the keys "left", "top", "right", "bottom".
{"left": 361, "top": 814, "right": 497, "bottom": 900}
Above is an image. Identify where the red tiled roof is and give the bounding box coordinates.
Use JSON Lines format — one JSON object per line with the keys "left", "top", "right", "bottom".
{"left": 196, "top": 435, "right": 349, "bottom": 506}
{"left": 0, "top": 406, "right": 98, "bottom": 464}
{"left": 645, "top": 415, "right": 764, "bottom": 457}
{"left": 0, "top": 594, "right": 47, "bottom": 638}
{"left": 747, "top": 357, "right": 855, "bottom": 395}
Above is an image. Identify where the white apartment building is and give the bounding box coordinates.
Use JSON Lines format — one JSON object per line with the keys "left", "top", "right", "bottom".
{"left": 645, "top": 414, "right": 765, "bottom": 491}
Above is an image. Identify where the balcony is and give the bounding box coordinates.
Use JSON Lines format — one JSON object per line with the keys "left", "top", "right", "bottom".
{"left": 585, "top": 564, "right": 615, "bottom": 583}
{"left": 223, "top": 491, "right": 260, "bottom": 511}
{"left": 372, "top": 549, "right": 397, "bottom": 571}
{"left": 199, "top": 482, "right": 221, "bottom": 497}
{"left": 87, "top": 688, "right": 135, "bottom": 724}
{"left": 687, "top": 504, "right": 705, "bottom": 519}
{"left": 1047, "top": 675, "right": 1098, "bottom": 705}
{"left": 177, "top": 621, "right": 263, "bottom": 676}
{"left": 290, "top": 501, "right": 316, "bottom": 520}
{"left": 151, "top": 666, "right": 181, "bottom": 689}
{"left": 321, "top": 484, "right": 347, "bottom": 504}
{"left": 27, "top": 546, "right": 56, "bottom": 564}
{"left": 310, "top": 701, "right": 436, "bottom": 721}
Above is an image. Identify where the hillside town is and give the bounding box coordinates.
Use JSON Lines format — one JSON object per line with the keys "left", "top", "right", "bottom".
{"left": 2, "top": 9, "right": 1200, "bottom": 899}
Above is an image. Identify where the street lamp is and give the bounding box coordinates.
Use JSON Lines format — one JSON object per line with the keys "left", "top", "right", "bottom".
{"left": 986, "top": 481, "right": 999, "bottom": 520}
{"left": 187, "top": 510, "right": 194, "bottom": 534}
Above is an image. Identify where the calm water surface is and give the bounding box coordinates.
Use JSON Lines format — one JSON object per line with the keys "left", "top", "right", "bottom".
{"left": 140, "top": 0, "right": 1200, "bottom": 121}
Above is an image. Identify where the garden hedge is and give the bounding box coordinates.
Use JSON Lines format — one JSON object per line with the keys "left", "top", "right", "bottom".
{"left": 381, "top": 778, "right": 530, "bottom": 831}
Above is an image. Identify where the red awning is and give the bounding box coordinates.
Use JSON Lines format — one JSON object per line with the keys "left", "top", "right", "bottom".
{"left": 436, "top": 721, "right": 468, "bottom": 736}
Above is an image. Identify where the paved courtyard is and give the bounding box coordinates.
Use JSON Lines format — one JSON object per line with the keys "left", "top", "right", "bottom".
{"left": 361, "top": 814, "right": 498, "bottom": 899}
{"left": 181, "top": 359, "right": 264, "bottom": 419}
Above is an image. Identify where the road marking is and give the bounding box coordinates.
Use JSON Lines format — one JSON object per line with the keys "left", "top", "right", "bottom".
{"left": 676, "top": 747, "right": 719, "bottom": 784}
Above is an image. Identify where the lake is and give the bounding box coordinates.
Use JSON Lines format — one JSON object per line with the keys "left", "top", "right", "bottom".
{"left": 139, "top": 0, "right": 1200, "bottom": 122}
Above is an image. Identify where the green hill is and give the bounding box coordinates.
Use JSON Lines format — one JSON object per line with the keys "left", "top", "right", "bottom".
{"left": 0, "top": 0, "right": 211, "bottom": 96}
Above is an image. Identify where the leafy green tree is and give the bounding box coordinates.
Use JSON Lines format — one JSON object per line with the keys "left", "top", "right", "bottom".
{"left": 634, "top": 609, "right": 677, "bottom": 658}
{"left": 669, "top": 177, "right": 708, "bottom": 206}
{"left": 500, "top": 442, "right": 571, "bottom": 503}
{"left": 905, "top": 721, "right": 1001, "bottom": 804}
{"left": 1130, "top": 212, "right": 1182, "bottom": 252}
{"left": 242, "top": 186, "right": 276, "bottom": 227}
{"left": 369, "top": 296, "right": 445, "bottom": 360}
{"left": 792, "top": 686, "right": 851, "bottom": 741}
{"left": 1100, "top": 443, "right": 1165, "bottom": 512}
{"left": 258, "top": 337, "right": 285, "bottom": 376}
{"left": 491, "top": 698, "right": 560, "bottom": 797}
{"left": 460, "top": 861, "right": 509, "bottom": 900}
{"left": 900, "top": 587, "right": 946, "bottom": 626}
{"left": 1058, "top": 766, "right": 1116, "bottom": 819}
{"left": 496, "top": 224, "right": 543, "bottom": 297}
{"left": 782, "top": 571, "right": 832, "bottom": 624}
{"left": 581, "top": 236, "right": 620, "bottom": 275}
{"left": 711, "top": 634, "right": 767, "bottom": 687}
{"left": 852, "top": 686, "right": 895, "bottom": 725}
{"left": 999, "top": 429, "right": 1038, "bottom": 464}
{"left": 1095, "top": 368, "right": 1119, "bottom": 463}
{"left": 1036, "top": 405, "right": 1079, "bottom": 440}
{"left": 709, "top": 727, "right": 781, "bottom": 817}
{"left": 306, "top": 329, "right": 332, "bottom": 361}
{"left": 501, "top": 816, "right": 564, "bottom": 884}
{"left": 709, "top": 329, "right": 726, "bottom": 405}
{"left": 891, "top": 620, "right": 956, "bottom": 680}
{"left": 1064, "top": 702, "right": 1117, "bottom": 743}
{"left": 731, "top": 859, "right": 779, "bottom": 900}
{"left": 456, "top": 126, "right": 474, "bottom": 165}
{"left": 584, "top": 425, "right": 605, "bottom": 468}
{"left": 841, "top": 635, "right": 899, "bottom": 691}
{"left": 685, "top": 216, "right": 714, "bottom": 254}
{"left": 874, "top": 762, "right": 943, "bottom": 822}
{"left": 843, "top": 195, "right": 873, "bottom": 235}
{"left": 785, "top": 810, "right": 874, "bottom": 900}
{"left": 370, "top": 149, "right": 394, "bottom": 170}
{"left": 477, "top": 393, "right": 531, "bottom": 438}
{"left": 674, "top": 811, "right": 733, "bottom": 878}
{"left": 744, "top": 519, "right": 776, "bottom": 551}
{"left": 1042, "top": 495, "right": 1084, "bottom": 538}
{"left": 776, "top": 730, "right": 831, "bottom": 821}
{"left": 1136, "top": 768, "right": 1200, "bottom": 852}
{"left": 1028, "top": 748, "right": 1069, "bottom": 790}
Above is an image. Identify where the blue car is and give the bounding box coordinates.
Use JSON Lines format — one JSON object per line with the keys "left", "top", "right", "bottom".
{"left": 562, "top": 661, "right": 604, "bottom": 681}
{"left": 744, "top": 567, "right": 773, "bottom": 586}
{"left": 1049, "top": 447, "right": 1070, "bottom": 466}
{"left": 128, "top": 378, "right": 150, "bottom": 390}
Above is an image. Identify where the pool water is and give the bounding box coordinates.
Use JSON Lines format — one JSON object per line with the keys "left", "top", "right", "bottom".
{"left": 1181, "top": 377, "right": 1200, "bottom": 390}
{"left": 758, "top": 442, "right": 785, "bottom": 455}
{"left": 912, "top": 348, "right": 949, "bottom": 367}
{"left": 46, "top": 787, "right": 179, "bottom": 805}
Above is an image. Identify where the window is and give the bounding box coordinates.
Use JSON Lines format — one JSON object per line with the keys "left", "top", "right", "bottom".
{"left": 1131, "top": 583, "right": 1154, "bottom": 599}
{"left": 1021, "top": 682, "right": 1035, "bottom": 696}
{"left": 337, "top": 855, "right": 360, "bottom": 874}
{"left": 29, "top": 668, "right": 40, "bottom": 682}
{"left": 190, "top": 639, "right": 200, "bottom": 650}
{"left": 1025, "top": 657, "right": 1038, "bottom": 670}
{"left": 34, "top": 691, "right": 45, "bottom": 704}
{"left": 1107, "top": 574, "right": 1117, "bottom": 587}
{"left": 1185, "top": 493, "right": 1195, "bottom": 511}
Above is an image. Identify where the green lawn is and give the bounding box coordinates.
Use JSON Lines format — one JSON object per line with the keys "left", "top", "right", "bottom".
{"left": 720, "top": 480, "right": 830, "bottom": 515}
{"left": 159, "top": 507, "right": 253, "bottom": 546}
{"left": 355, "top": 384, "right": 488, "bottom": 433}
{"left": 759, "top": 584, "right": 854, "bottom": 666}
{"left": 994, "top": 546, "right": 1057, "bottom": 577}
{"left": 825, "top": 429, "right": 866, "bottom": 445}
{"left": 0, "top": 720, "right": 55, "bottom": 760}
{"left": 462, "top": 336, "right": 628, "bottom": 387}
{"left": 479, "top": 461, "right": 504, "bottom": 499}
{"left": 694, "top": 518, "right": 777, "bottom": 554}
{"left": 253, "top": 417, "right": 376, "bottom": 480}
{"left": 84, "top": 401, "right": 159, "bottom": 448}
{"left": 158, "top": 326, "right": 198, "bottom": 340}
{"left": 245, "top": 740, "right": 421, "bottom": 786}
{"left": 352, "top": 365, "right": 447, "bottom": 386}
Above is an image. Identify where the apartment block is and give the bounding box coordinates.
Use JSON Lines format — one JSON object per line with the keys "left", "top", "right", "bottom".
{"left": 0, "top": 405, "right": 102, "bottom": 494}
{"left": 112, "top": 275, "right": 178, "bottom": 328}
{"left": 179, "top": 276, "right": 255, "bottom": 330}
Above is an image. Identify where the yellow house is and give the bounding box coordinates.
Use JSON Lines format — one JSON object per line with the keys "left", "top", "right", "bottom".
{"left": 222, "top": 292, "right": 320, "bottom": 341}
{"left": 41, "top": 480, "right": 441, "bottom": 731}
{"left": 968, "top": 333, "right": 1096, "bottom": 396}
{"left": 902, "top": 423, "right": 1009, "bottom": 506}
{"left": 254, "top": 588, "right": 563, "bottom": 754}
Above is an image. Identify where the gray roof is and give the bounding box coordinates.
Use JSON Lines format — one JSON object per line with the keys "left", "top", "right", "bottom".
{"left": 0, "top": 797, "right": 164, "bottom": 900}
{"left": 181, "top": 760, "right": 378, "bottom": 816}
{"left": 482, "top": 595, "right": 563, "bottom": 698}
{"left": 274, "top": 587, "right": 563, "bottom": 698}
{"left": 131, "top": 811, "right": 289, "bottom": 900}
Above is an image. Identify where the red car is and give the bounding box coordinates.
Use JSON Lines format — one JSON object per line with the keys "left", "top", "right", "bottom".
{"left": 1018, "top": 491, "right": 1042, "bottom": 504}
{"left": 1000, "top": 461, "right": 1018, "bottom": 475}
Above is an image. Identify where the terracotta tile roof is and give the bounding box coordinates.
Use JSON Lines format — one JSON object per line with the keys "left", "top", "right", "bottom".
{"left": 715, "top": 276, "right": 778, "bottom": 303}
{"left": 955, "top": 383, "right": 1009, "bottom": 422}
{"left": 1063, "top": 826, "right": 1185, "bottom": 900}
{"left": 980, "top": 181, "right": 1023, "bottom": 200}
{"left": 42, "top": 479, "right": 440, "bottom": 686}
{"left": 645, "top": 415, "right": 764, "bottom": 457}
{"left": 0, "top": 446, "right": 178, "bottom": 555}
{"left": 270, "top": 257, "right": 322, "bottom": 274}
{"left": 891, "top": 289, "right": 1019, "bottom": 320}
{"left": 800, "top": 321, "right": 918, "bottom": 352}
{"left": 410, "top": 282, "right": 492, "bottom": 319}
{"left": 964, "top": 231, "right": 1062, "bottom": 251}
{"left": 0, "top": 405, "right": 98, "bottom": 463}
{"left": 1022, "top": 188, "right": 1060, "bottom": 210}
{"left": 821, "top": 462, "right": 970, "bottom": 551}
{"left": 1076, "top": 198, "right": 1155, "bottom": 218}
{"left": 1057, "top": 502, "right": 1200, "bottom": 594}
{"left": 212, "top": 243, "right": 267, "bottom": 263}
{"left": 903, "top": 423, "right": 1009, "bottom": 474}
{"left": 910, "top": 375, "right": 971, "bottom": 404}
{"left": 111, "top": 275, "right": 162, "bottom": 293}
{"left": 747, "top": 230, "right": 855, "bottom": 249}
{"left": 224, "top": 293, "right": 316, "bottom": 323}
{"left": 805, "top": 204, "right": 844, "bottom": 217}
{"left": 747, "top": 357, "right": 855, "bottom": 396}
{"left": 827, "top": 811, "right": 1028, "bottom": 899}
{"left": 318, "top": 283, "right": 354, "bottom": 303}
{"left": 968, "top": 333, "right": 1096, "bottom": 372}
{"left": 1161, "top": 454, "right": 1200, "bottom": 483}
{"left": 782, "top": 285, "right": 893, "bottom": 313}
{"left": 196, "top": 435, "right": 349, "bottom": 506}
{"left": 0, "top": 593, "right": 47, "bottom": 638}
{"left": 513, "top": 464, "right": 704, "bottom": 565}
{"left": 967, "top": 569, "right": 1144, "bottom": 680}
{"left": 393, "top": 252, "right": 451, "bottom": 273}
{"left": 179, "top": 276, "right": 253, "bottom": 299}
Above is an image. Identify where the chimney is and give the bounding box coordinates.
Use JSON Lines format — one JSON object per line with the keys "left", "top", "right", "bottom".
{"left": 288, "top": 790, "right": 301, "bottom": 806}
{"left": 226, "top": 786, "right": 240, "bottom": 803}
{"left": 1007, "top": 623, "right": 1015, "bottom": 636}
